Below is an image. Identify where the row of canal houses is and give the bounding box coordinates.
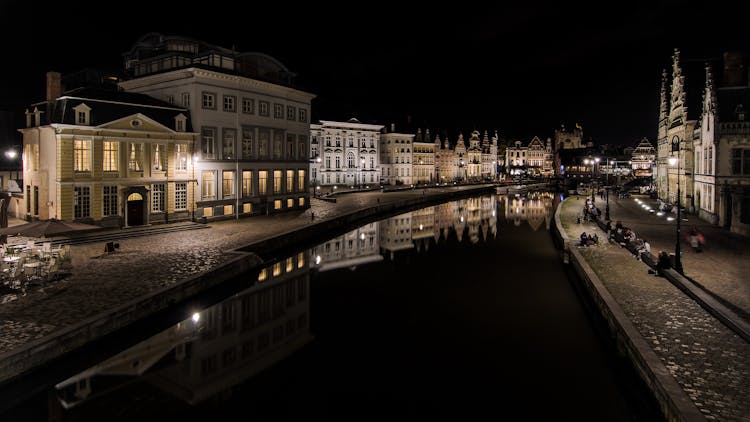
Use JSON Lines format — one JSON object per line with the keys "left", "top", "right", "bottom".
{"left": 16, "top": 34, "right": 746, "bottom": 236}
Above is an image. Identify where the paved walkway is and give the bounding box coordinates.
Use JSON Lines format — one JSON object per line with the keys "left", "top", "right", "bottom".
{"left": 598, "top": 194, "right": 750, "bottom": 321}
{"left": 0, "top": 186, "right": 484, "bottom": 356}
{"left": 562, "top": 197, "right": 750, "bottom": 421}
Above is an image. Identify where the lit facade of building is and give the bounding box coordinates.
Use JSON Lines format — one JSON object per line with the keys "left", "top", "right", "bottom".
{"left": 412, "top": 129, "right": 435, "bottom": 184}
{"left": 310, "top": 119, "right": 382, "bottom": 188}
{"left": 694, "top": 53, "right": 750, "bottom": 234}
{"left": 380, "top": 132, "right": 414, "bottom": 185}
{"left": 118, "top": 33, "right": 314, "bottom": 220}
{"left": 20, "top": 74, "right": 196, "bottom": 226}
{"left": 657, "top": 49, "right": 696, "bottom": 210}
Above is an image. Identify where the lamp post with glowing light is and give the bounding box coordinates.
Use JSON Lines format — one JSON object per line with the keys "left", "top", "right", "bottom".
{"left": 668, "top": 135, "right": 683, "bottom": 274}
{"left": 5, "top": 147, "right": 20, "bottom": 180}
{"left": 310, "top": 155, "right": 321, "bottom": 197}
{"left": 583, "top": 157, "right": 599, "bottom": 203}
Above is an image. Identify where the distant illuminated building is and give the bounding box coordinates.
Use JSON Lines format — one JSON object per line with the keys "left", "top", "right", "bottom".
{"left": 380, "top": 129, "right": 415, "bottom": 186}
{"left": 413, "top": 128, "right": 436, "bottom": 184}
{"left": 311, "top": 119, "right": 383, "bottom": 188}
{"left": 631, "top": 137, "right": 656, "bottom": 178}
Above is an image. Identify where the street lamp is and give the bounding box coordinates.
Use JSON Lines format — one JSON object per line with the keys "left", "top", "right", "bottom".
{"left": 668, "top": 136, "right": 683, "bottom": 274}
{"left": 583, "top": 157, "right": 598, "bottom": 203}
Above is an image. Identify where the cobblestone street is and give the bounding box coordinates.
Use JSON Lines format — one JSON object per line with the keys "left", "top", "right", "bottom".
{"left": 562, "top": 197, "right": 750, "bottom": 421}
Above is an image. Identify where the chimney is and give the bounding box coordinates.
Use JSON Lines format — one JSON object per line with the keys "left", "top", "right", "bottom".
{"left": 46, "top": 71, "right": 62, "bottom": 103}
{"left": 722, "top": 51, "right": 745, "bottom": 87}
{"left": 390, "top": 123, "right": 395, "bottom": 132}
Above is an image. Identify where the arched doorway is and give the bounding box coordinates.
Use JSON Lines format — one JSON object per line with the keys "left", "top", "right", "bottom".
{"left": 127, "top": 192, "right": 144, "bottom": 226}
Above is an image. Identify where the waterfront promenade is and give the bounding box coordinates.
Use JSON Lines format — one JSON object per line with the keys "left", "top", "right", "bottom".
{"left": 560, "top": 196, "right": 750, "bottom": 421}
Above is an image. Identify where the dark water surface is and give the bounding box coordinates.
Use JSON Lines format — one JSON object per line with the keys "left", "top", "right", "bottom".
{"left": 6, "top": 193, "right": 660, "bottom": 421}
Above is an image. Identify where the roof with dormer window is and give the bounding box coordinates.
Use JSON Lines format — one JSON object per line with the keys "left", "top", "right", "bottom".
{"left": 29, "top": 87, "right": 192, "bottom": 131}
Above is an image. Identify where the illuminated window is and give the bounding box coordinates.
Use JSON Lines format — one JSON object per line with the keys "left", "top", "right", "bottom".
{"left": 257, "top": 268, "right": 267, "bottom": 281}
{"left": 202, "top": 171, "right": 215, "bottom": 199}
{"left": 273, "top": 170, "right": 282, "bottom": 193}
{"left": 222, "top": 171, "right": 235, "bottom": 198}
{"left": 258, "top": 171, "right": 268, "bottom": 195}
{"left": 176, "top": 144, "right": 188, "bottom": 171}
{"left": 287, "top": 198, "right": 294, "bottom": 208}
{"left": 242, "top": 203, "right": 252, "bottom": 213}
{"left": 297, "top": 252, "right": 304, "bottom": 268}
{"left": 203, "top": 206, "right": 213, "bottom": 217}
{"left": 286, "top": 170, "right": 294, "bottom": 192}
{"left": 274, "top": 199, "right": 281, "bottom": 209}
{"left": 242, "top": 170, "right": 253, "bottom": 197}
{"left": 298, "top": 169, "right": 305, "bottom": 191}
{"left": 273, "top": 262, "right": 281, "bottom": 276}
{"left": 223, "top": 204, "right": 233, "bottom": 215}
{"left": 286, "top": 257, "right": 294, "bottom": 272}
{"left": 152, "top": 144, "right": 165, "bottom": 171}
{"left": 298, "top": 197, "right": 305, "bottom": 207}
{"left": 74, "top": 140, "right": 91, "bottom": 172}
{"left": 103, "top": 141, "right": 118, "bottom": 172}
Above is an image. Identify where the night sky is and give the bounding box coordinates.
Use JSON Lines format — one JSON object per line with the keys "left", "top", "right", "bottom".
{"left": 0, "top": 1, "right": 747, "bottom": 146}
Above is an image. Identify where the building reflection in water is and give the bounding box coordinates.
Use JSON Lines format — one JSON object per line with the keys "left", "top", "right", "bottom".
{"left": 53, "top": 192, "right": 556, "bottom": 412}
{"left": 311, "top": 193, "right": 551, "bottom": 271}
{"left": 54, "top": 251, "right": 311, "bottom": 409}
{"left": 504, "top": 192, "right": 555, "bottom": 231}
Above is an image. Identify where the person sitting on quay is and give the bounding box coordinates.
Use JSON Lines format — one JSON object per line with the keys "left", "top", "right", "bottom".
{"left": 580, "top": 232, "right": 589, "bottom": 247}
{"left": 588, "top": 233, "right": 599, "bottom": 245}
{"left": 656, "top": 250, "right": 672, "bottom": 276}
{"left": 632, "top": 238, "right": 651, "bottom": 260}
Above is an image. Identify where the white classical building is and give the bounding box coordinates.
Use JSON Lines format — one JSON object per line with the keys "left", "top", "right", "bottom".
{"left": 118, "top": 33, "right": 315, "bottom": 220}
{"left": 310, "top": 119, "right": 382, "bottom": 188}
